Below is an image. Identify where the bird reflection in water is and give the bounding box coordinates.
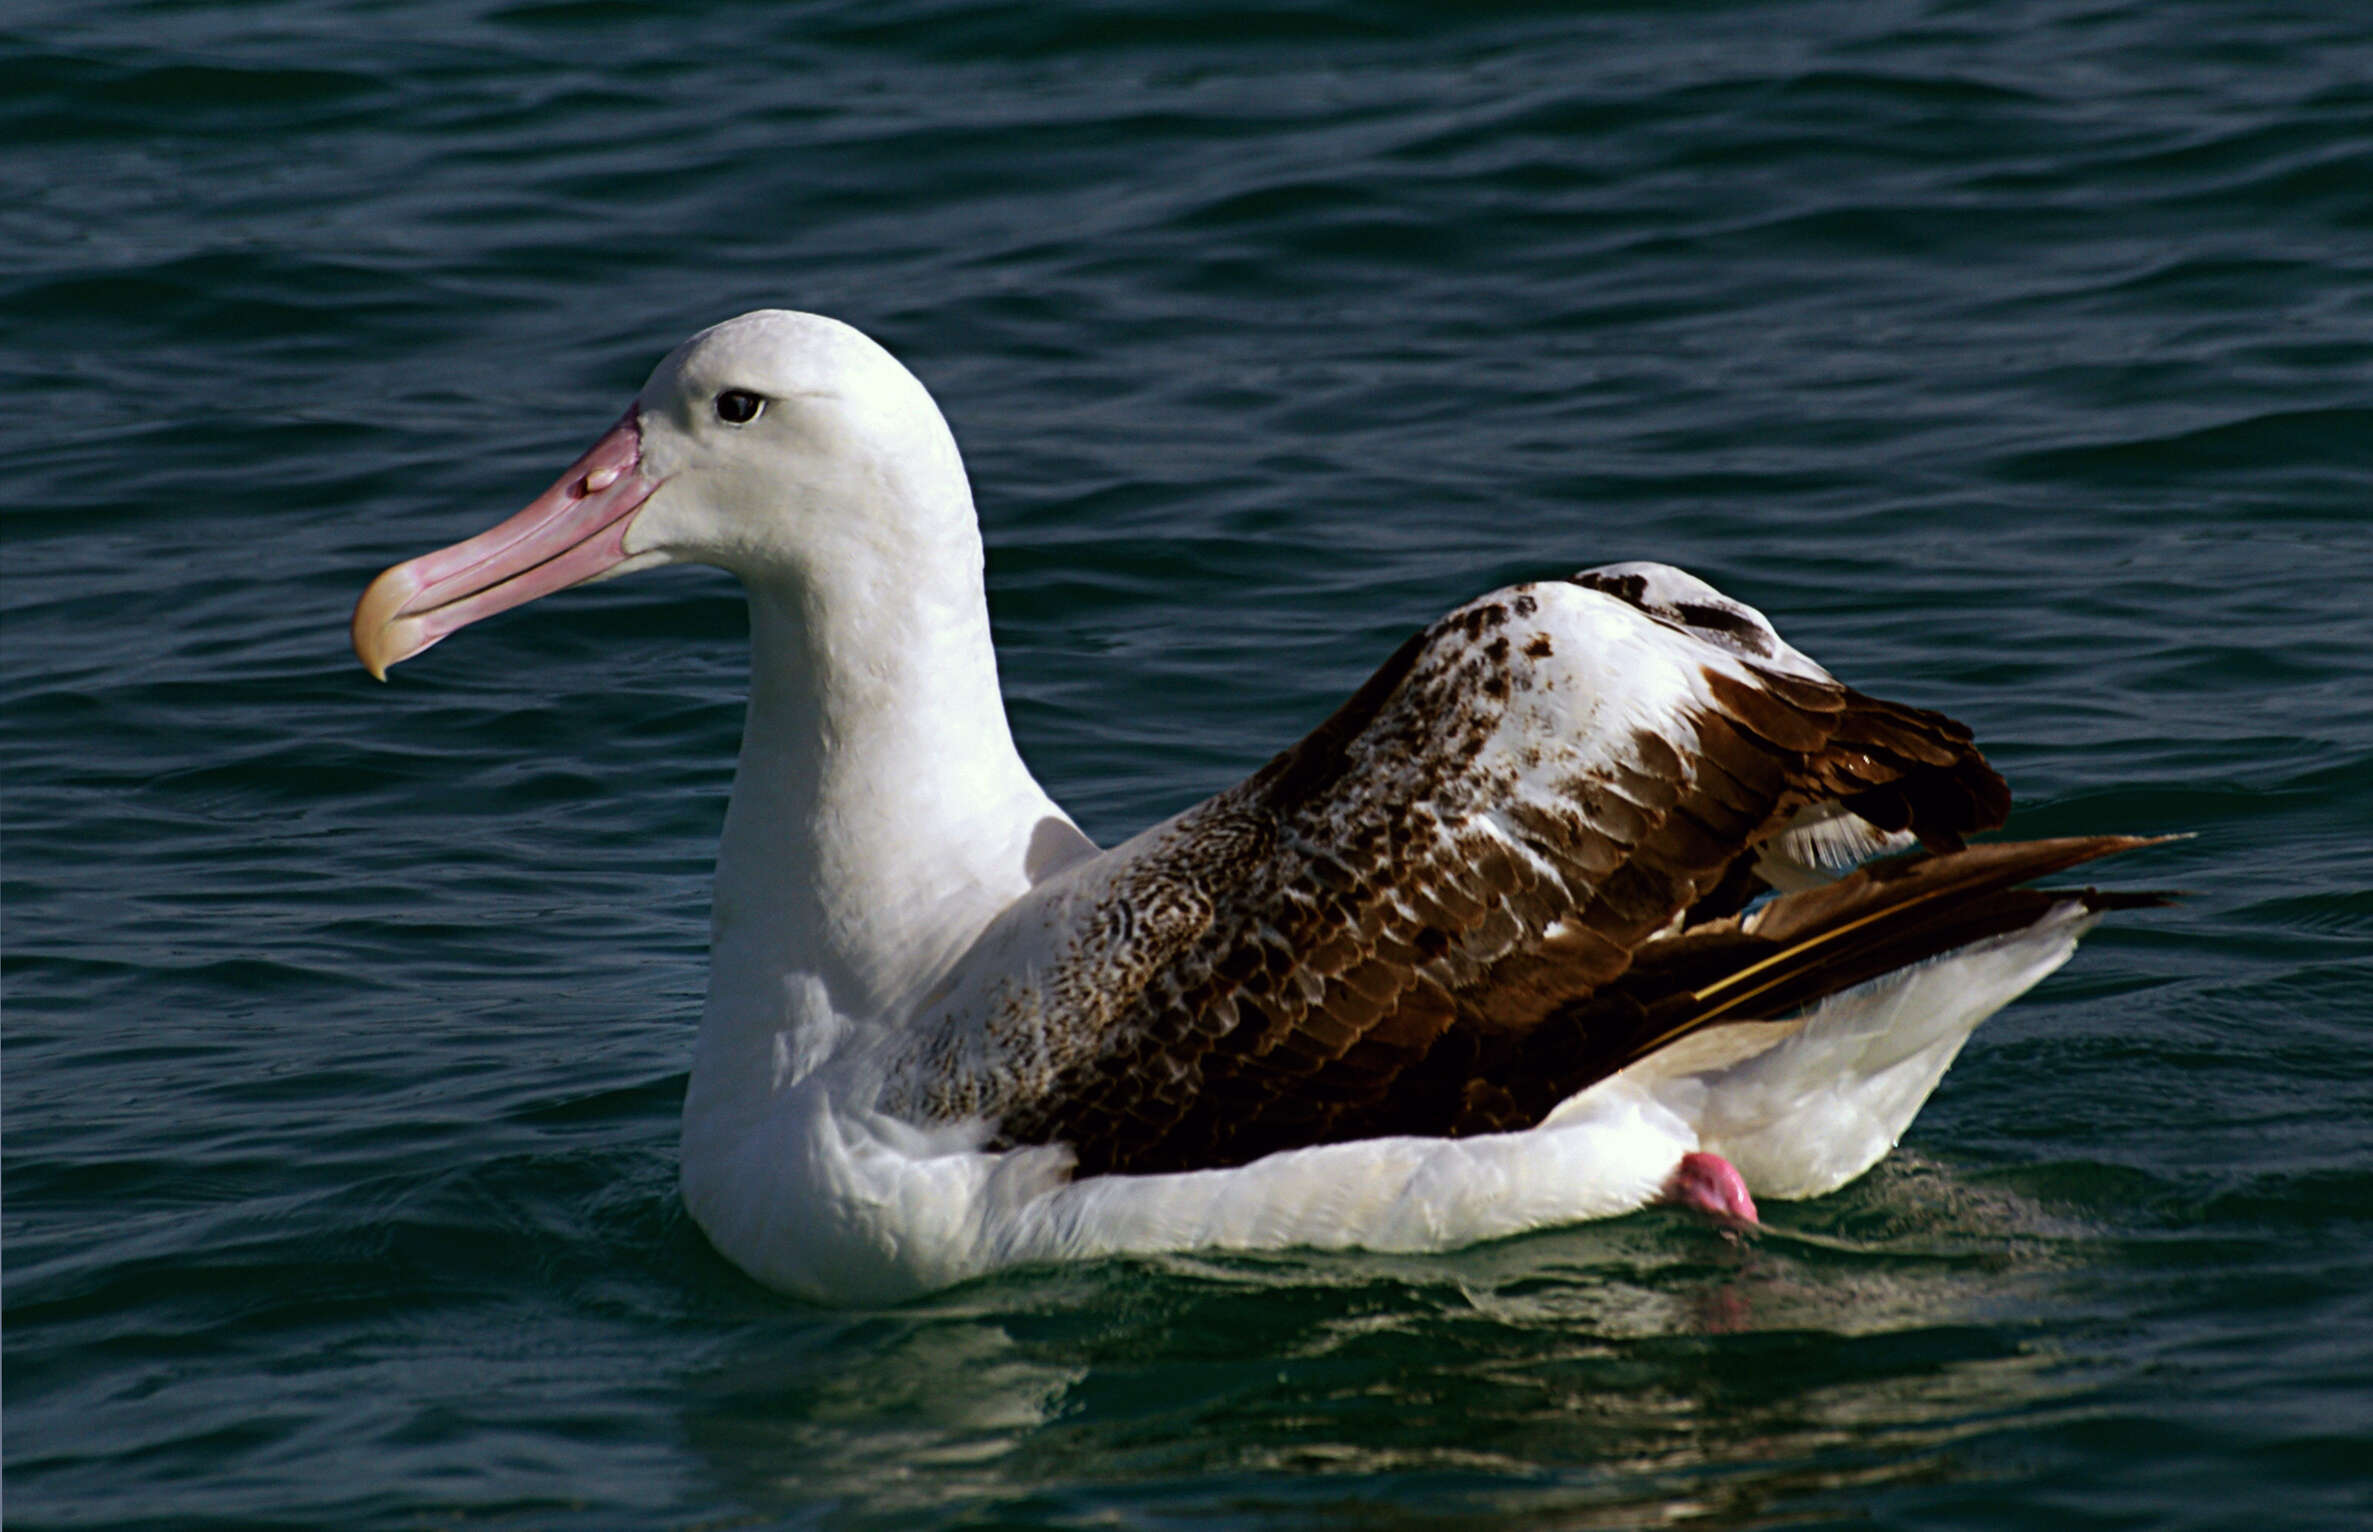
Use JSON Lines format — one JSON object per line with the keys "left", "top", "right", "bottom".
{"left": 679, "top": 1153, "right": 2088, "bottom": 1527}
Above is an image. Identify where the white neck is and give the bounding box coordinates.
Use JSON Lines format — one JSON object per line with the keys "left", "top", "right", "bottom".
{"left": 687, "top": 512, "right": 1091, "bottom": 1130}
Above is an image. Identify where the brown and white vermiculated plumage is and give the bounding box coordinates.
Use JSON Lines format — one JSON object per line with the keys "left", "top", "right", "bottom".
{"left": 353, "top": 310, "right": 2160, "bottom": 1303}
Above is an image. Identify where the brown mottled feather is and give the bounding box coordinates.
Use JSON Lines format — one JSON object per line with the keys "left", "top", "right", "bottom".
{"left": 910, "top": 573, "right": 2146, "bottom": 1178}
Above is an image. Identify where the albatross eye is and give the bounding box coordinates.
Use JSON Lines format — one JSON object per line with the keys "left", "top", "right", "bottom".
{"left": 714, "top": 389, "right": 765, "bottom": 425}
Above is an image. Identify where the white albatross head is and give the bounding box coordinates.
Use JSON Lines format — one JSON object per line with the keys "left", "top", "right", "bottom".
{"left": 352, "top": 309, "right": 975, "bottom": 678}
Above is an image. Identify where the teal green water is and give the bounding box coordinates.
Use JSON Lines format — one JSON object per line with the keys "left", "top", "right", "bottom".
{"left": 6, "top": 2, "right": 2371, "bottom": 1527}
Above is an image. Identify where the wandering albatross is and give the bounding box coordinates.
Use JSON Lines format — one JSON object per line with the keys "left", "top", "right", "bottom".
{"left": 353, "top": 310, "right": 2160, "bottom": 1304}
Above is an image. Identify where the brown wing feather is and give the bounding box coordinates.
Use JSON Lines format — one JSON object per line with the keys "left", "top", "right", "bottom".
{"left": 1444, "top": 834, "right": 2174, "bottom": 1134}
{"left": 967, "top": 575, "right": 2131, "bottom": 1177}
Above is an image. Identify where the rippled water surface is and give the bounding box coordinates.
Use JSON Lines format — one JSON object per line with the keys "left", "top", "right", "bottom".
{"left": 7, "top": 1, "right": 2372, "bottom": 1527}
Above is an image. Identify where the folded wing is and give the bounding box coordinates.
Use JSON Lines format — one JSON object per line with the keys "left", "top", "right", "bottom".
{"left": 889, "top": 564, "right": 2132, "bottom": 1178}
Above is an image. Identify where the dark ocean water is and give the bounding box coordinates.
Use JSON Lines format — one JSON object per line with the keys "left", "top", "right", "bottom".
{"left": 6, "top": 1, "right": 2371, "bottom": 1526}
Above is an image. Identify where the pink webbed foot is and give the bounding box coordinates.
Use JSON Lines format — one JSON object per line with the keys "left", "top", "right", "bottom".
{"left": 1658, "top": 1151, "right": 1759, "bottom": 1224}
